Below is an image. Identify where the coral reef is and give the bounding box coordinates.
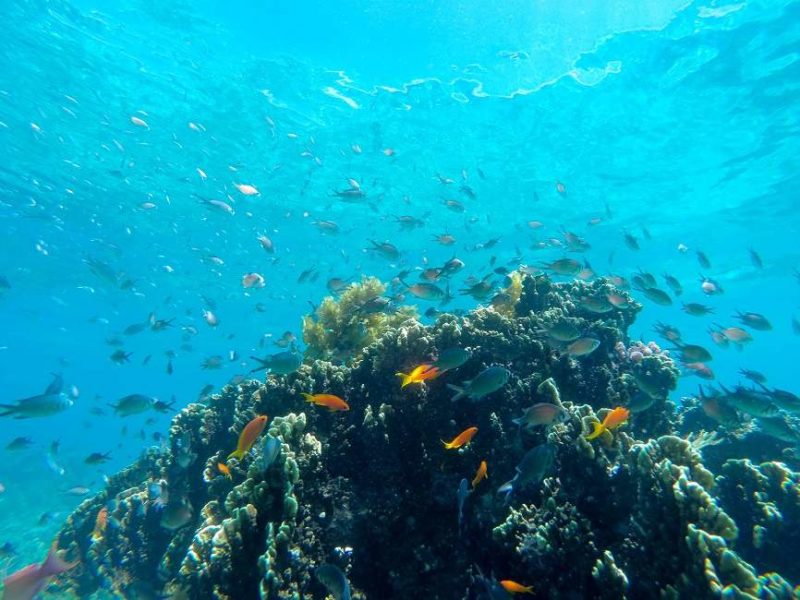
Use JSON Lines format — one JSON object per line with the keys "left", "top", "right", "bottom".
{"left": 47, "top": 272, "right": 799, "bottom": 599}
{"left": 302, "top": 275, "right": 418, "bottom": 363}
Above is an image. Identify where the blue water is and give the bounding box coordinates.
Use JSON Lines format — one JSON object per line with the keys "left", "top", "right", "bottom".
{"left": 0, "top": 0, "right": 798, "bottom": 581}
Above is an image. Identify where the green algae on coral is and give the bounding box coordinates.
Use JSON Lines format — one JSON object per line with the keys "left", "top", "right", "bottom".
{"left": 302, "top": 276, "right": 418, "bottom": 363}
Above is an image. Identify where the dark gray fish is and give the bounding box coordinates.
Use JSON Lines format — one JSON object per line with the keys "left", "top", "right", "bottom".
{"left": 108, "top": 394, "right": 154, "bottom": 417}
{"left": 627, "top": 391, "right": 656, "bottom": 413}
{"left": 249, "top": 351, "right": 302, "bottom": 375}
{"left": 432, "top": 347, "right": 470, "bottom": 372}
{"left": 642, "top": 287, "right": 672, "bottom": 306}
{"left": 497, "top": 444, "right": 556, "bottom": 502}
{"left": 733, "top": 311, "right": 772, "bottom": 331}
{"left": 674, "top": 343, "right": 712, "bottom": 363}
{"left": 316, "top": 564, "right": 351, "bottom": 600}
{"left": 539, "top": 320, "right": 581, "bottom": 342}
{"left": 457, "top": 477, "right": 470, "bottom": 531}
{"left": 160, "top": 500, "right": 193, "bottom": 530}
{"left": 683, "top": 302, "right": 714, "bottom": 316}
{"left": 448, "top": 366, "right": 510, "bottom": 401}
{"left": 663, "top": 274, "right": 682, "bottom": 296}
{"left": 738, "top": 369, "right": 766, "bottom": 385}
{"left": 749, "top": 248, "right": 763, "bottom": 269}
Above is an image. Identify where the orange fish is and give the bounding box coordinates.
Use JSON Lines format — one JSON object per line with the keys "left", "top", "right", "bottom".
{"left": 442, "top": 426, "right": 478, "bottom": 450}
{"left": 302, "top": 393, "right": 350, "bottom": 412}
{"left": 396, "top": 364, "right": 440, "bottom": 388}
{"left": 500, "top": 580, "right": 534, "bottom": 594}
{"left": 227, "top": 415, "right": 268, "bottom": 460}
{"left": 217, "top": 462, "right": 232, "bottom": 479}
{"left": 91, "top": 507, "right": 108, "bottom": 542}
{"left": 586, "top": 407, "right": 630, "bottom": 441}
{"left": 472, "top": 460, "right": 488, "bottom": 489}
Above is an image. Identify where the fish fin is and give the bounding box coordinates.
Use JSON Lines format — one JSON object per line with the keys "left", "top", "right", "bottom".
{"left": 227, "top": 450, "right": 243, "bottom": 461}
{"left": 45, "top": 373, "right": 63, "bottom": 395}
{"left": 301, "top": 393, "right": 314, "bottom": 403}
{"left": 395, "top": 373, "right": 410, "bottom": 388}
{"left": 511, "top": 417, "right": 524, "bottom": 427}
{"left": 447, "top": 384, "right": 464, "bottom": 402}
{"left": 0, "top": 404, "right": 17, "bottom": 417}
{"left": 585, "top": 422, "right": 605, "bottom": 441}
{"left": 41, "top": 542, "right": 78, "bottom": 577}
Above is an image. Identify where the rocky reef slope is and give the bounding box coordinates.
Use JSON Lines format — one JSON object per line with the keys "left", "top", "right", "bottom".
{"left": 50, "top": 274, "right": 799, "bottom": 599}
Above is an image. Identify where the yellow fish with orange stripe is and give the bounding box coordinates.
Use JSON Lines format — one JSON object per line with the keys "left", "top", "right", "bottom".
{"left": 302, "top": 393, "right": 350, "bottom": 412}
{"left": 586, "top": 407, "right": 630, "bottom": 441}
{"left": 396, "top": 363, "right": 440, "bottom": 388}
{"left": 442, "top": 426, "right": 478, "bottom": 449}
{"left": 500, "top": 580, "right": 533, "bottom": 594}
{"left": 228, "top": 415, "right": 268, "bottom": 461}
{"left": 471, "top": 460, "right": 488, "bottom": 489}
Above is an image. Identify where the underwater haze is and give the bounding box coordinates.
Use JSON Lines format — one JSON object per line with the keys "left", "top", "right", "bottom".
{"left": 1, "top": 0, "right": 799, "bottom": 598}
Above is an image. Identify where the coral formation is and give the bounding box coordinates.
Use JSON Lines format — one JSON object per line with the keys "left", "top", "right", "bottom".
{"left": 47, "top": 272, "right": 799, "bottom": 599}
{"left": 302, "top": 275, "right": 418, "bottom": 363}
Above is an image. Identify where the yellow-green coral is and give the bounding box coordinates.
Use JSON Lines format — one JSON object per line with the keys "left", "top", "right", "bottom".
{"left": 492, "top": 271, "right": 524, "bottom": 317}
{"left": 302, "top": 276, "right": 417, "bottom": 362}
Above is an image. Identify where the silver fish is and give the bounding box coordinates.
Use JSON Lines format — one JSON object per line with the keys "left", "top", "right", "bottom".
{"left": 0, "top": 375, "right": 73, "bottom": 419}
{"left": 757, "top": 416, "right": 800, "bottom": 445}
{"left": 512, "top": 403, "right": 566, "bottom": 427}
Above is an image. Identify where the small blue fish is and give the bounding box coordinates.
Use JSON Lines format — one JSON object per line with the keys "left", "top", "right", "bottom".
{"left": 0, "top": 374, "right": 74, "bottom": 419}
{"left": 457, "top": 478, "right": 470, "bottom": 533}
{"left": 261, "top": 435, "right": 281, "bottom": 470}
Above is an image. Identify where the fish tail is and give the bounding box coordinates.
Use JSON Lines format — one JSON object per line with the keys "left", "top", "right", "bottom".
{"left": 227, "top": 449, "right": 243, "bottom": 461}
{"left": 447, "top": 384, "right": 464, "bottom": 402}
{"left": 301, "top": 393, "right": 314, "bottom": 403}
{"left": 497, "top": 480, "right": 515, "bottom": 504}
{"left": 585, "top": 422, "right": 606, "bottom": 441}
{"left": 441, "top": 439, "right": 453, "bottom": 449}
{"left": 0, "top": 404, "right": 16, "bottom": 417}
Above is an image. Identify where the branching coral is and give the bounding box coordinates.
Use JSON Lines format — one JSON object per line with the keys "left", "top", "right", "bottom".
{"left": 302, "top": 276, "right": 418, "bottom": 363}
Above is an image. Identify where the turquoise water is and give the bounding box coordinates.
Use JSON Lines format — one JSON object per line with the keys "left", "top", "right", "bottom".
{"left": 0, "top": 0, "right": 798, "bottom": 587}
